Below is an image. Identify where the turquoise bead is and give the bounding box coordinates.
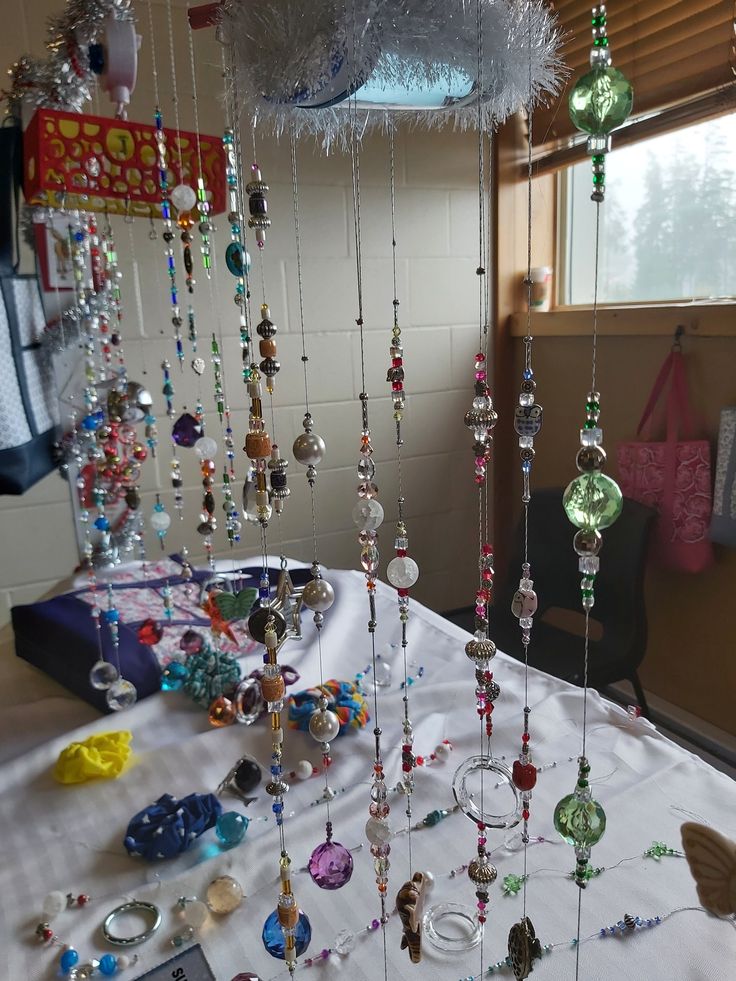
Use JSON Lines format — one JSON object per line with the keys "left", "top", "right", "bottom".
{"left": 60, "top": 948, "right": 79, "bottom": 973}
{"left": 216, "top": 810, "right": 249, "bottom": 846}
{"left": 99, "top": 953, "right": 118, "bottom": 975}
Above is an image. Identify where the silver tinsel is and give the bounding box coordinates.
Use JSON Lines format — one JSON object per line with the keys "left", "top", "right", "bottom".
{"left": 7, "top": 0, "right": 133, "bottom": 114}
{"left": 221, "top": 0, "right": 563, "bottom": 143}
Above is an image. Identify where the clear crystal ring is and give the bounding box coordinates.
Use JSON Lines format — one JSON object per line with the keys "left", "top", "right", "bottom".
{"left": 452, "top": 755, "right": 521, "bottom": 829}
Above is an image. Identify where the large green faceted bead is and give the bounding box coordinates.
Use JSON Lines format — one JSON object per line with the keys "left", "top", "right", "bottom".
{"left": 554, "top": 792, "right": 606, "bottom": 847}
{"left": 568, "top": 67, "right": 633, "bottom": 137}
{"left": 563, "top": 472, "right": 623, "bottom": 530}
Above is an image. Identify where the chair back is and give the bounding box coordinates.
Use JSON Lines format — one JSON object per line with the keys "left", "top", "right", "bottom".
{"left": 501, "top": 487, "right": 656, "bottom": 669}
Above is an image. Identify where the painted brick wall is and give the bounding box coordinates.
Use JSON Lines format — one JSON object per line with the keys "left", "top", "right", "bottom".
{"left": 0, "top": 1, "right": 484, "bottom": 626}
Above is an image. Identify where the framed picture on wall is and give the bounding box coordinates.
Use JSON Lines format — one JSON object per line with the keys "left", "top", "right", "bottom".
{"left": 34, "top": 215, "right": 91, "bottom": 291}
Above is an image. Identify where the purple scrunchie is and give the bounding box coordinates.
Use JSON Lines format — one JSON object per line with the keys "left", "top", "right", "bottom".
{"left": 124, "top": 792, "right": 222, "bottom": 861}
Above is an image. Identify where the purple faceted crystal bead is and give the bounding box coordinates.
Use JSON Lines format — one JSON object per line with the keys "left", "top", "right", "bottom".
{"left": 307, "top": 840, "right": 354, "bottom": 890}
{"left": 172, "top": 412, "right": 202, "bottom": 447}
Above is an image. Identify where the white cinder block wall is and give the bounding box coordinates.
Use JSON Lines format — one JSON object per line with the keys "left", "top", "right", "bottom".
{"left": 0, "top": 1, "right": 485, "bottom": 626}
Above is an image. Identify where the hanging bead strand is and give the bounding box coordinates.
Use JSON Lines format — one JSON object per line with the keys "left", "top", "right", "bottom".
{"left": 557, "top": 5, "right": 631, "bottom": 973}
{"left": 383, "top": 128, "right": 420, "bottom": 872}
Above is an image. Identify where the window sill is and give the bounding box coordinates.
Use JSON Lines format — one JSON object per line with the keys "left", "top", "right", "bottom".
{"left": 509, "top": 302, "right": 736, "bottom": 338}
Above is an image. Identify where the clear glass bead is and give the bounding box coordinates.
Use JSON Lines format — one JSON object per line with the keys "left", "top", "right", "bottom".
{"left": 105, "top": 678, "right": 137, "bottom": 711}
{"left": 578, "top": 556, "right": 600, "bottom": 574}
{"left": 352, "top": 498, "right": 384, "bottom": 532}
{"left": 89, "top": 659, "right": 119, "bottom": 690}
{"left": 519, "top": 393, "right": 534, "bottom": 407}
{"left": 580, "top": 427, "right": 603, "bottom": 446}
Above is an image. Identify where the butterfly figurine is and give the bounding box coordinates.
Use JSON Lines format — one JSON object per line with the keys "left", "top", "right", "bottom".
{"left": 214, "top": 588, "right": 258, "bottom": 623}
{"left": 681, "top": 821, "right": 736, "bottom": 916}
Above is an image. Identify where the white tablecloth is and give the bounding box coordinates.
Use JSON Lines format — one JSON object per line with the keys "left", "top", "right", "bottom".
{"left": 0, "top": 567, "right": 734, "bottom": 981}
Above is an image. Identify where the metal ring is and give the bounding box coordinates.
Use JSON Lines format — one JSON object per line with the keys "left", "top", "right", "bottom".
{"left": 102, "top": 901, "right": 162, "bottom": 946}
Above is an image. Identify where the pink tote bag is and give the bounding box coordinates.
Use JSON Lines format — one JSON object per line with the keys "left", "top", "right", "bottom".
{"left": 617, "top": 350, "right": 714, "bottom": 573}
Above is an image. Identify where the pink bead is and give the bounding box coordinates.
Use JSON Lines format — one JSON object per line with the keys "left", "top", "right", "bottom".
{"left": 482, "top": 543, "right": 493, "bottom": 556}
{"left": 476, "top": 352, "right": 485, "bottom": 362}
{"left": 475, "top": 456, "right": 485, "bottom": 466}
{"left": 478, "top": 836, "right": 487, "bottom": 845}
{"left": 475, "top": 371, "right": 486, "bottom": 381}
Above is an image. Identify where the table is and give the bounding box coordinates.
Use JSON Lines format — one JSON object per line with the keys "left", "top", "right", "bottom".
{"left": 0, "top": 565, "right": 734, "bottom": 981}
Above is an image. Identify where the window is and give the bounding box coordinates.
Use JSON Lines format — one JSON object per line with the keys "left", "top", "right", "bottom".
{"left": 559, "top": 114, "right": 736, "bottom": 306}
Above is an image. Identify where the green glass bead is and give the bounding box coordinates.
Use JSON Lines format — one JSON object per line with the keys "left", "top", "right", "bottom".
{"left": 563, "top": 472, "right": 623, "bottom": 530}
{"left": 554, "top": 792, "right": 606, "bottom": 847}
{"left": 569, "top": 67, "right": 633, "bottom": 137}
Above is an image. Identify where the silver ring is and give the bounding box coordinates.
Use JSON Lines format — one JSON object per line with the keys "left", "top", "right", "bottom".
{"left": 102, "top": 900, "right": 162, "bottom": 946}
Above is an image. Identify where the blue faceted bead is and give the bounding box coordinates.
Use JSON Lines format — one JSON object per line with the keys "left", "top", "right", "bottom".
{"left": 94, "top": 516, "right": 110, "bottom": 531}
{"left": 60, "top": 948, "right": 79, "bottom": 972}
{"left": 99, "top": 953, "right": 118, "bottom": 975}
{"left": 161, "top": 661, "right": 188, "bottom": 691}
{"left": 262, "top": 908, "right": 311, "bottom": 959}
{"left": 216, "top": 810, "right": 249, "bottom": 847}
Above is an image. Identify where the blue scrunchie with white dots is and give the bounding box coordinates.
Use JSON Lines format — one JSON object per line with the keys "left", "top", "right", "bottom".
{"left": 124, "top": 792, "right": 222, "bottom": 861}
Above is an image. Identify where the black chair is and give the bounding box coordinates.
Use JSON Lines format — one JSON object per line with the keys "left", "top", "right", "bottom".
{"left": 484, "top": 488, "right": 656, "bottom": 717}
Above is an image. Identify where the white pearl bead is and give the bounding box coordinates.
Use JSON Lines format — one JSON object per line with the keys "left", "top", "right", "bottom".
{"left": 309, "top": 708, "right": 340, "bottom": 743}
{"left": 302, "top": 578, "right": 335, "bottom": 612}
{"left": 386, "top": 555, "right": 420, "bottom": 589}
{"left": 117, "top": 954, "right": 131, "bottom": 969}
{"left": 170, "top": 184, "right": 197, "bottom": 213}
{"left": 434, "top": 742, "right": 451, "bottom": 761}
{"left": 423, "top": 870, "right": 435, "bottom": 889}
{"left": 42, "top": 890, "right": 67, "bottom": 919}
{"left": 184, "top": 899, "right": 209, "bottom": 930}
{"left": 293, "top": 432, "right": 326, "bottom": 466}
{"left": 295, "top": 759, "right": 314, "bottom": 780}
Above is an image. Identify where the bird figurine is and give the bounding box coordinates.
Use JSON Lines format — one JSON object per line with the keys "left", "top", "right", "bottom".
{"left": 396, "top": 871, "right": 426, "bottom": 963}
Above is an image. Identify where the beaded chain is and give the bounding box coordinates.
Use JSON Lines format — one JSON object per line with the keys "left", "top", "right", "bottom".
{"left": 506, "top": 12, "right": 543, "bottom": 975}
{"left": 383, "top": 126, "right": 422, "bottom": 873}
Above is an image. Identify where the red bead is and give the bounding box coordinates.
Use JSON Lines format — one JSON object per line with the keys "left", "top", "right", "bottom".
{"left": 477, "top": 823, "right": 486, "bottom": 831}
{"left": 402, "top": 763, "right": 411, "bottom": 772}
{"left": 137, "top": 618, "right": 164, "bottom": 646}
{"left": 77, "top": 894, "right": 89, "bottom": 906}
{"left": 397, "top": 588, "right": 409, "bottom": 597}
{"left": 416, "top": 756, "right": 424, "bottom": 766}
{"left": 396, "top": 549, "right": 407, "bottom": 557}
{"left": 474, "top": 474, "right": 485, "bottom": 485}
{"left": 522, "top": 809, "right": 530, "bottom": 821}
{"left": 512, "top": 759, "right": 538, "bottom": 792}
{"left": 522, "top": 732, "right": 530, "bottom": 743}
{"left": 482, "top": 544, "right": 493, "bottom": 556}
{"left": 392, "top": 357, "right": 403, "bottom": 366}
{"left": 475, "top": 353, "right": 485, "bottom": 362}
{"left": 478, "top": 915, "right": 486, "bottom": 924}
{"left": 481, "top": 569, "right": 493, "bottom": 581}
{"left": 42, "top": 928, "right": 53, "bottom": 942}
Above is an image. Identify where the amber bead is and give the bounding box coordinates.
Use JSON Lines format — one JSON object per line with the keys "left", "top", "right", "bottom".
{"left": 244, "top": 432, "right": 272, "bottom": 459}
{"left": 278, "top": 903, "right": 298, "bottom": 929}
{"left": 208, "top": 696, "right": 236, "bottom": 727}
{"left": 259, "top": 338, "right": 277, "bottom": 358}
{"left": 261, "top": 674, "right": 285, "bottom": 702}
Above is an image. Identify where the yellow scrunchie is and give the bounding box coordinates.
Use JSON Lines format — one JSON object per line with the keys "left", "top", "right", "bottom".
{"left": 54, "top": 731, "right": 133, "bottom": 784}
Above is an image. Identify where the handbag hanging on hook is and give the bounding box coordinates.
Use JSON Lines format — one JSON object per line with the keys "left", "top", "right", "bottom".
{"left": 617, "top": 337, "right": 714, "bottom": 573}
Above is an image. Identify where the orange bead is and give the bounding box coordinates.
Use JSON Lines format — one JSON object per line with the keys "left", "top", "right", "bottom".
{"left": 277, "top": 904, "right": 299, "bottom": 929}
{"left": 208, "top": 695, "right": 236, "bottom": 727}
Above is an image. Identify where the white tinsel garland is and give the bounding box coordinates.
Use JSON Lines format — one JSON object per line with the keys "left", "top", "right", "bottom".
{"left": 221, "top": 0, "right": 563, "bottom": 142}
{"left": 6, "top": 0, "right": 133, "bottom": 114}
